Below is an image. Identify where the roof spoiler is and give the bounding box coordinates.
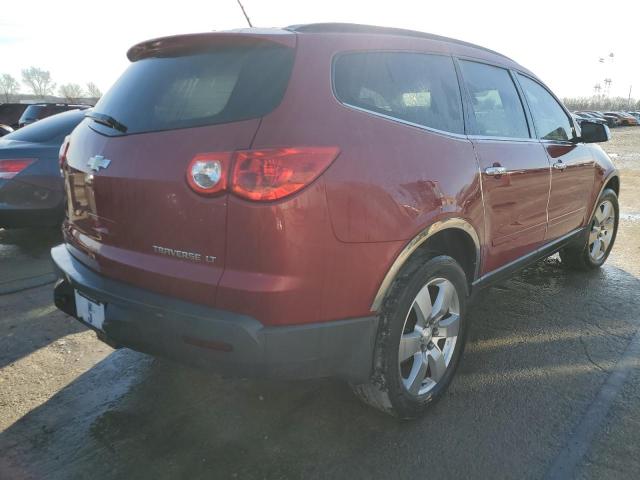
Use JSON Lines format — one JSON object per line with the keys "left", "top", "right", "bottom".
{"left": 127, "top": 30, "right": 296, "bottom": 62}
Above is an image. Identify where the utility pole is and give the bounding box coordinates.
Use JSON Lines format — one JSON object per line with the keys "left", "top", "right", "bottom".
{"left": 628, "top": 85, "right": 633, "bottom": 109}
{"left": 236, "top": 0, "right": 253, "bottom": 28}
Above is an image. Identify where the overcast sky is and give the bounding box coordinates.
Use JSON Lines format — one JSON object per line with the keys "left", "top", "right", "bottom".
{"left": 1, "top": 0, "right": 638, "bottom": 99}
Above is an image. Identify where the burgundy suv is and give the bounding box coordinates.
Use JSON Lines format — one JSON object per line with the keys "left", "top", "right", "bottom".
{"left": 52, "top": 24, "right": 619, "bottom": 418}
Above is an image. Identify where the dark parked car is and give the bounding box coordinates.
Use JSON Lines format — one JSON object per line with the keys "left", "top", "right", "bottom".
{"left": 573, "top": 112, "right": 607, "bottom": 126}
{"left": 0, "top": 124, "right": 13, "bottom": 137}
{"left": 18, "top": 103, "right": 90, "bottom": 128}
{"left": 577, "top": 111, "right": 615, "bottom": 127}
{"left": 52, "top": 24, "right": 619, "bottom": 418}
{"left": 604, "top": 111, "right": 638, "bottom": 126}
{"left": 0, "top": 103, "right": 29, "bottom": 129}
{"left": 587, "top": 111, "right": 621, "bottom": 127}
{"left": 0, "top": 109, "right": 87, "bottom": 228}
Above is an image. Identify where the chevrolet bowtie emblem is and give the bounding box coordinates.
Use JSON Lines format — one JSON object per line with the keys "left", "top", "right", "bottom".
{"left": 87, "top": 155, "right": 111, "bottom": 172}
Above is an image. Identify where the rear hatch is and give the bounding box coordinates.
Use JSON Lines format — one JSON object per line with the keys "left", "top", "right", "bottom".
{"left": 63, "top": 32, "right": 296, "bottom": 306}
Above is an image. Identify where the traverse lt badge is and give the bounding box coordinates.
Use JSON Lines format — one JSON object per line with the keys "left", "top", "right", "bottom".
{"left": 87, "top": 155, "right": 111, "bottom": 172}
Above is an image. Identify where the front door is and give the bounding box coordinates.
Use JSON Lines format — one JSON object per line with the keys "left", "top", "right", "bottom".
{"left": 515, "top": 73, "right": 596, "bottom": 241}
{"left": 458, "top": 60, "right": 551, "bottom": 274}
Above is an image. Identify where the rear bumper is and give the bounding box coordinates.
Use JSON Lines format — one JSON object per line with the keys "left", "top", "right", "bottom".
{"left": 51, "top": 244, "right": 377, "bottom": 382}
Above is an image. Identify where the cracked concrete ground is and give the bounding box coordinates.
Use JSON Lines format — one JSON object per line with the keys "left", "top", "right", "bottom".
{"left": 0, "top": 128, "right": 639, "bottom": 479}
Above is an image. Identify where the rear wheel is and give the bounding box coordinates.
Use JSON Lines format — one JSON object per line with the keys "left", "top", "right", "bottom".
{"left": 352, "top": 255, "right": 468, "bottom": 418}
{"left": 561, "top": 189, "right": 619, "bottom": 270}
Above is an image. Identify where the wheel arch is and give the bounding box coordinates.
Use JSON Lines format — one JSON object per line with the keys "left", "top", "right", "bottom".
{"left": 370, "top": 218, "right": 481, "bottom": 312}
{"left": 604, "top": 175, "right": 619, "bottom": 197}
{"left": 589, "top": 172, "right": 620, "bottom": 221}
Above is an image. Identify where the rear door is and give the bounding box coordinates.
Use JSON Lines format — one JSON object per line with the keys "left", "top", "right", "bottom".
{"left": 64, "top": 37, "right": 295, "bottom": 306}
{"left": 458, "top": 60, "right": 551, "bottom": 274}
{"left": 515, "top": 73, "right": 596, "bottom": 241}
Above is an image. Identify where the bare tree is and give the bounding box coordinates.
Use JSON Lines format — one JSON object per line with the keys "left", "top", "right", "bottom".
{"left": 0, "top": 74, "right": 20, "bottom": 103}
{"left": 563, "top": 96, "right": 637, "bottom": 112}
{"left": 21, "top": 66, "right": 55, "bottom": 99}
{"left": 59, "top": 83, "right": 84, "bottom": 103}
{"left": 86, "top": 82, "right": 102, "bottom": 100}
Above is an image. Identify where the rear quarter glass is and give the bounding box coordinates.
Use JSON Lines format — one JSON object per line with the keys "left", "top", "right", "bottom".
{"left": 90, "top": 45, "right": 295, "bottom": 136}
{"left": 333, "top": 51, "right": 464, "bottom": 135}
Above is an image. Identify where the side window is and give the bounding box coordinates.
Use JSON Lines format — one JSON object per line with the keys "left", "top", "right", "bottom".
{"left": 459, "top": 60, "right": 529, "bottom": 139}
{"left": 517, "top": 74, "right": 574, "bottom": 142}
{"left": 333, "top": 52, "right": 464, "bottom": 134}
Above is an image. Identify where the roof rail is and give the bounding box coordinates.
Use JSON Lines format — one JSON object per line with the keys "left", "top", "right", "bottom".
{"left": 285, "top": 23, "right": 511, "bottom": 61}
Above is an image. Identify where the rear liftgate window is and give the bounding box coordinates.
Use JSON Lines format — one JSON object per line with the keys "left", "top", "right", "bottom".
{"left": 333, "top": 52, "right": 464, "bottom": 135}
{"left": 91, "top": 45, "right": 294, "bottom": 135}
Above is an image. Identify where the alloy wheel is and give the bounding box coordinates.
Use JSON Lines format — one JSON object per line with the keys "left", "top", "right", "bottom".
{"left": 398, "top": 278, "right": 460, "bottom": 396}
{"left": 589, "top": 199, "right": 616, "bottom": 262}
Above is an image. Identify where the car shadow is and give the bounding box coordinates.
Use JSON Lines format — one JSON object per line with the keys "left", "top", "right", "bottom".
{"left": 0, "top": 287, "right": 87, "bottom": 370}
{"left": 1, "top": 259, "right": 639, "bottom": 480}
{"left": 0, "top": 227, "right": 62, "bottom": 294}
{"left": 0, "top": 227, "right": 71, "bottom": 369}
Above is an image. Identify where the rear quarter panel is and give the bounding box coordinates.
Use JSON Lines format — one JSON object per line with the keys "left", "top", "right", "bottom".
{"left": 221, "top": 33, "right": 484, "bottom": 325}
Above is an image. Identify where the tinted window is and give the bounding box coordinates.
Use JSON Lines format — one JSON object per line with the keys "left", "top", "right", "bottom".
{"left": 92, "top": 46, "right": 294, "bottom": 135}
{"left": 333, "top": 52, "right": 464, "bottom": 134}
{"left": 4, "top": 110, "right": 85, "bottom": 143}
{"left": 517, "top": 75, "right": 574, "bottom": 141}
{"left": 19, "top": 105, "right": 44, "bottom": 122}
{"left": 459, "top": 61, "right": 529, "bottom": 138}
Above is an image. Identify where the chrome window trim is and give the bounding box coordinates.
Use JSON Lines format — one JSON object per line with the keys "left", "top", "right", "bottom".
{"left": 539, "top": 139, "right": 576, "bottom": 146}
{"left": 370, "top": 218, "right": 481, "bottom": 312}
{"left": 339, "top": 103, "right": 469, "bottom": 140}
{"left": 468, "top": 134, "right": 539, "bottom": 143}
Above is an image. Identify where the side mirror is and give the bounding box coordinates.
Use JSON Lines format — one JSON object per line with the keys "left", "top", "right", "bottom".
{"left": 579, "top": 121, "right": 611, "bottom": 143}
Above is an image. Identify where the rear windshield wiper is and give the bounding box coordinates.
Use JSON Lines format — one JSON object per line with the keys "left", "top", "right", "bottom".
{"left": 85, "top": 111, "right": 128, "bottom": 133}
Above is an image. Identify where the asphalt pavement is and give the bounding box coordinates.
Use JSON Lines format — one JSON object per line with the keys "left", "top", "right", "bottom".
{"left": 0, "top": 218, "right": 638, "bottom": 480}
{"left": 1, "top": 127, "right": 639, "bottom": 479}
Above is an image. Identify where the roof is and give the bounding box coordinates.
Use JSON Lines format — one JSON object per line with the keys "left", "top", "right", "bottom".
{"left": 285, "top": 23, "right": 512, "bottom": 61}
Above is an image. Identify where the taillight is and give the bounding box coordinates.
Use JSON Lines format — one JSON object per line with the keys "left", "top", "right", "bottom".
{"left": 231, "top": 147, "right": 340, "bottom": 201}
{"left": 186, "top": 152, "right": 232, "bottom": 196}
{"left": 59, "top": 135, "right": 70, "bottom": 169}
{"left": 186, "top": 147, "right": 340, "bottom": 201}
{"left": 0, "top": 159, "right": 36, "bottom": 179}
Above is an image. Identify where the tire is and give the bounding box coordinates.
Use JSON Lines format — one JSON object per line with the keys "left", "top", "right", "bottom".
{"left": 352, "top": 255, "right": 469, "bottom": 419}
{"left": 560, "top": 188, "right": 619, "bottom": 270}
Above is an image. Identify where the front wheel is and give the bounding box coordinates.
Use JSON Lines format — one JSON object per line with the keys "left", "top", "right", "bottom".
{"left": 352, "top": 255, "right": 469, "bottom": 419}
{"left": 560, "top": 188, "right": 619, "bottom": 270}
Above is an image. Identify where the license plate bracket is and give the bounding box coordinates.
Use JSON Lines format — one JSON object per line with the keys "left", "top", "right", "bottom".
{"left": 74, "top": 290, "right": 105, "bottom": 331}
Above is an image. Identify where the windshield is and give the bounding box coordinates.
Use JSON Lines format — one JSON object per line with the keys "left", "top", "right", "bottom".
{"left": 91, "top": 45, "right": 294, "bottom": 135}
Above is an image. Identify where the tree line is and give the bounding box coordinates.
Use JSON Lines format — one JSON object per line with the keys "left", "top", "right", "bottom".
{"left": 0, "top": 67, "right": 102, "bottom": 103}
{"left": 562, "top": 96, "right": 640, "bottom": 112}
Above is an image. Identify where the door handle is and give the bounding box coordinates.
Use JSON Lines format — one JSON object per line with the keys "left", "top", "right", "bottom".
{"left": 553, "top": 161, "right": 567, "bottom": 171}
{"left": 484, "top": 166, "right": 507, "bottom": 176}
